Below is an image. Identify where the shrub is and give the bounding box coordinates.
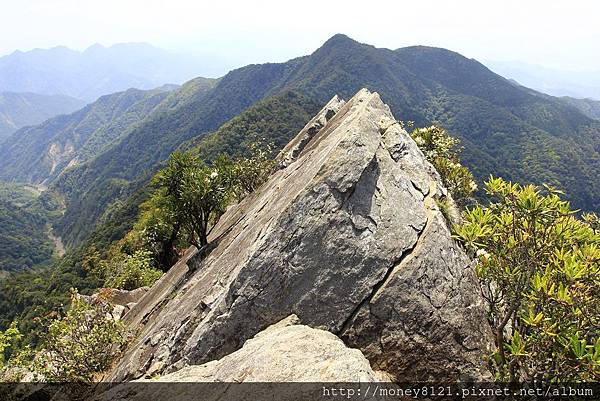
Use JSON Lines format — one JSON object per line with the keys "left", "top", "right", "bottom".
{"left": 0, "top": 322, "right": 21, "bottom": 370}
{"left": 411, "top": 125, "right": 477, "bottom": 205}
{"left": 33, "top": 290, "right": 128, "bottom": 382}
{"left": 454, "top": 177, "right": 600, "bottom": 382}
{"left": 86, "top": 249, "right": 162, "bottom": 290}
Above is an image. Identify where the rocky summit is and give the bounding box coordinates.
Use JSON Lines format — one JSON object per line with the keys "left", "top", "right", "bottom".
{"left": 105, "top": 88, "right": 492, "bottom": 383}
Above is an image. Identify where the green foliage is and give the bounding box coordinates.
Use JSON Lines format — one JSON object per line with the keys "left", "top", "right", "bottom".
{"left": 411, "top": 125, "right": 477, "bottom": 205}
{"left": 229, "top": 141, "right": 276, "bottom": 200}
{"left": 154, "top": 142, "right": 274, "bottom": 249}
{"left": 0, "top": 322, "right": 21, "bottom": 369}
{"left": 583, "top": 212, "right": 600, "bottom": 233}
{"left": 0, "top": 247, "right": 103, "bottom": 347}
{"left": 154, "top": 152, "right": 235, "bottom": 248}
{"left": 32, "top": 290, "right": 128, "bottom": 382}
{"left": 454, "top": 177, "right": 600, "bottom": 382}
{"left": 86, "top": 249, "right": 162, "bottom": 291}
{"left": 128, "top": 189, "right": 183, "bottom": 269}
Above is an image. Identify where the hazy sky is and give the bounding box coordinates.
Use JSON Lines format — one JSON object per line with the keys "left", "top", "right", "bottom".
{"left": 1, "top": 0, "right": 599, "bottom": 74}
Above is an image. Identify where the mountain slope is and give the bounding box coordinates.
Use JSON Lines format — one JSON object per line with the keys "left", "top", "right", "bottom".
{"left": 0, "top": 86, "right": 181, "bottom": 185}
{"left": 0, "top": 92, "right": 84, "bottom": 142}
{"left": 0, "top": 43, "right": 204, "bottom": 101}
{"left": 0, "top": 182, "right": 61, "bottom": 271}
{"left": 560, "top": 96, "right": 600, "bottom": 120}
{"left": 390, "top": 45, "right": 600, "bottom": 210}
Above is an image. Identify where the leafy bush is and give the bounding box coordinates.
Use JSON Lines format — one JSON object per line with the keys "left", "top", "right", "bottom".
{"left": 0, "top": 322, "right": 21, "bottom": 369}
{"left": 32, "top": 290, "right": 128, "bottom": 382}
{"left": 454, "top": 177, "right": 600, "bottom": 382}
{"left": 87, "top": 249, "right": 163, "bottom": 291}
{"left": 411, "top": 125, "right": 477, "bottom": 205}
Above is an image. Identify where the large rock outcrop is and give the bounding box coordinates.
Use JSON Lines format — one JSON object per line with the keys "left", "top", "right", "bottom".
{"left": 107, "top": 89, "right": 492, "bottom": 382}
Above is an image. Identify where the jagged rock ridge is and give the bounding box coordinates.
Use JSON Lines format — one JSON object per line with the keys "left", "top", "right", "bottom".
{"left": 107, "top": 89, "right": 492, "bottom": 382}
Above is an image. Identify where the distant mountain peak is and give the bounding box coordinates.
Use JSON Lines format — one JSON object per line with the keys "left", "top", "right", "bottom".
{"left": 319, "top": 33, "right": 364, "bottom": 50}
{"left": 84, "top": 43, "right": 106, "bottom": 52}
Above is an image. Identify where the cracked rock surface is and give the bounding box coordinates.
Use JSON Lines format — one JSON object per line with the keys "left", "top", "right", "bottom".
{"left": 106, "top": 88, "right": 492, "bottom": 382}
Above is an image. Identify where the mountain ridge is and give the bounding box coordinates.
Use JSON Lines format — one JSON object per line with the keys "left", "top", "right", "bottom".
{"left": 0, "top": 91, "right": 85, "bottom": 142}
{"left": 0, "top": 86, "right": 184, "bottom": 185}
{"left": 0, "top": 43, "right": 206, "bottom": 101}
{"left": 2, "top": 34, "right": 600, "bottom": 251}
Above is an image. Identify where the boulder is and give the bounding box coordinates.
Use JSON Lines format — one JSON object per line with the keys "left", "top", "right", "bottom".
{"left": 107, "top": 89, "right": 492, "bottom": 382}
{"left": 145, "top": 315, "right": 386, "bottom": 382}
{"left": 96, "top": 316, "right": 386, "bottom": 400}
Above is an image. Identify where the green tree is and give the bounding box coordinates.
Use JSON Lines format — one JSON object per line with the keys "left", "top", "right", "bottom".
{"left": 454, "top": 177, "right": 600, "bottom": 382}
{"left": 153, "top": 142, "right": 274, "bottom": 250}
{"left": 153, "top": 152, "right": 235, "bottom": 248}
{"left": 131, "top": 189, "right": 182, "bottom": 270}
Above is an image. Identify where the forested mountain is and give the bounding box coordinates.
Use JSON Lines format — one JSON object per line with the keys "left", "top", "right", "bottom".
{"left": 560, "top": 96, "right": 600, "bottom": 120}
{"left": 0, "top": 43, "right": 204, "bottom": 101}
{"left": 0, "top": 89, "right": 164, "bottom": 185}
{"left": 0, "top": 85, "right": 188, "bottom": 186}
{"left": 0, "top": 92, "right": 84, "bottom": 142}
{"left": 3, "top": 34, "right": 600, "bottom": 252}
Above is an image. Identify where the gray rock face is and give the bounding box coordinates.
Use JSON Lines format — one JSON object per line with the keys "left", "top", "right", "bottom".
{"left": 107, "top": 88, "right": 492, "bottom": 382}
